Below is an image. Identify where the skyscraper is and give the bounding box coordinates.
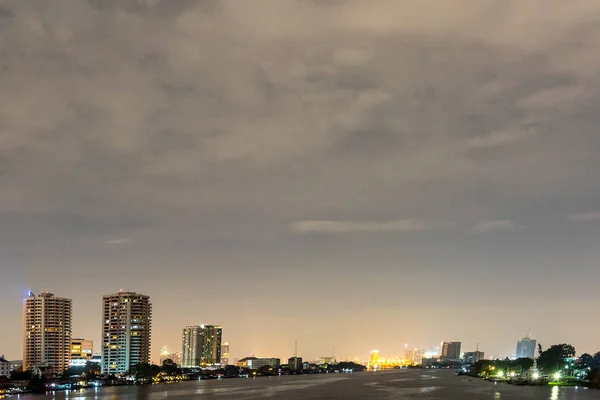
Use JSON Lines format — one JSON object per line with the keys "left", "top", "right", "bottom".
{"left": 441, "top": 342, "right": 461, "bottom": 360}
{"left": 23, "top": 291, "right": 72, "bottom": 374}
{"left": 221, "top": 342, "right": 230, "bottom": 366}
{"left": 101, "top": 291, "right": 152, "bottom": 374}
{"left": 516, "top": 336, "right": 537, "bottom": 359}
{"left": 181, "top": 325, "right": 222, "bottom": 367}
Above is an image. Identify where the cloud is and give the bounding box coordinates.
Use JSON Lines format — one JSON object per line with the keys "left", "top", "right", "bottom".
{"left": 105, "top": 238, "right": 132, "bottom": 245}
{"left": 0, "top": 0, "right": 599, "bottom": 243}
{"left": 565, "top": 212, "right": 600, "bottom": 222}
{"left": 290, "top": 219, "right": 450, "bottom": 234}
{"left": 470, "top": 220, "right": 522, "bottom": 234}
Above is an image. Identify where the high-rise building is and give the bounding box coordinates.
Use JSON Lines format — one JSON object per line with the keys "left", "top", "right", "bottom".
{"left": 181, "top": 325, "right": 222, "bottom": 367}
{"left": 101, "top": 291, "right": 152, "bottom": 374}
{"left": 23, "top": 291, "right": 72, "bottom": 374}
{"left": 441, "top": 342, "right": 461, "bottom": 361}
{"left": 221, "top": 342, "right": 230, "bottom": 366}
{"left": 516, "top": 336, "right": 537, "bottom": 359}
{"left": 69, "top": 339, "right": 93, "bottom": 367}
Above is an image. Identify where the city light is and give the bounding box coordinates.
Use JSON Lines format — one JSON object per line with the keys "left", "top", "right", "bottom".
{"left": 532, "top": 372, "right": 540, "bottom": 380}
{"left": 497, "top": 371, "right": 504, "bottom": 378}
{"left": 553, "top": 372, "right": 561, "bottom": 381}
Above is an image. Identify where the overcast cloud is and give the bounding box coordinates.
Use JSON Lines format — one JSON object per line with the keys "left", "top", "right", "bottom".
{"left": 2, "top": 0, "right": 600, "bottom": 362}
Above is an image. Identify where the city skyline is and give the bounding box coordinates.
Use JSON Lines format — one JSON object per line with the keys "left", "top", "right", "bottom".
{"left": 3, "top": 0, "right": 600, "bottom": 365}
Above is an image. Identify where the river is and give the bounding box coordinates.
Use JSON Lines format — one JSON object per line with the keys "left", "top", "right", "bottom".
{"left": 16, "top": 369, "right": 599, "bottom": 399}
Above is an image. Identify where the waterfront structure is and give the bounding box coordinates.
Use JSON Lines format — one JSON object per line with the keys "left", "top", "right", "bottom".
{"left": 181, "top": 325, "right": 222, "bottom": 367}
{"left": 516, "top": 336, "right": 537, "bottom": 359}
{"left": 441, "top": 342, "right": 461, "bottom": 361}
{"left": 221, "top": 342, "right": 230, "bottom": 366}
{"left": 236, "top": 357, "right": 257, "bottom": 367}
{"left": 0, "top": 355, "right": 10, "bottom": 377}
{"left": 247, "top": 358, "right": 281, "bottom": 369}
{"left": 101, "top": 291, "right": 152, "bottom": 374}
{"left": 288, "top": 356, "right": 303, "bottom": 371}
{"left": 421, "top": 357, "right": 439, "bottom": 368}
{"left": 69, "top": 338, "right": 93, "bottom": 367}
{"left": 23, "top": 291, "right": 72, "bottom": 374}
{"left": 463, "top": 351, "right": 485, "bottom": 364}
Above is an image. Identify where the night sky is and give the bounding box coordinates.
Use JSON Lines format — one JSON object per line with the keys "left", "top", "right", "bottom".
{"left": 2, "top": 0, "right": 600, "bottom": 364}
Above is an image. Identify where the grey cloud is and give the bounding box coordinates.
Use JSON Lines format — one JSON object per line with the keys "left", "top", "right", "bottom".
{"left": 470, "top": 220, "right": 523, "bottom": 234}
{"left": 290, "top": 219, "right": 451, "bottom": 234}
{"left": 565, "top": 212, "right": 600, "bottom": 222}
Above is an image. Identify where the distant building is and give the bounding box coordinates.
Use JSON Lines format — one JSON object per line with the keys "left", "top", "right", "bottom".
{"left": 441, "top": 342, "right": 461, "bottom": 361}
{"left": 101, "top": 291, "right": 152, "bottom": 375}
{"left": 159, "top": 346, "right": 181, "bottom": 366}
{"left": 221, "top": 342, "right": 230, "bottom": 366}
{"left": 421, "top": 358, "right": 439, "bottom": 368}
{"left": 463, "top": 351, "right": 485, "bottom": 364}
{"left": 23, "top": 291, "right": 72, "bottom": 374}
{"left": 236, "top": 357, "right": 257, "bottom": 367}
{"left": 405, "top": 349, "right": 425, "bottom": 366}
{"left": 0, "top": 355, "right": 10, "bottom": 377}
{"left": 288, "top": 357, "right": 303, "bottom": 371}
{"left": 318, "top": 356, "right": 336, "bottom": 365}
{"left": 368, "top": 350, "right": 379, "bottom": 369}
{"left": 69, "top": 339, "right": 93, "bottom": 367}
{"left": 247, "top": 358, "right": 281, "bottom": 369}
{"left": 181, "top": 325, "right": 222, "bottom": 367}
{"left": 516, "top": 336, "right": 537, "bottom": 359}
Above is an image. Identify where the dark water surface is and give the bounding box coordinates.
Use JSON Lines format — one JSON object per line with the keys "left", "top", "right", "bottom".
{"left": 17, "top": 369, "right": 599, "bottom": 399}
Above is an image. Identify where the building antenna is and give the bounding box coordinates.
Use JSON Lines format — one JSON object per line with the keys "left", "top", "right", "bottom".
{"left": 294, "top": 339, "right": 298, "bottom": 358}
{"left": 476, "top": 342, "right": 479, "bottom": 352}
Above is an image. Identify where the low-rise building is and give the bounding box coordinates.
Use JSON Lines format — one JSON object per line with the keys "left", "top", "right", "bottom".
{"left": 288, "top": 357, "right": 303, "bottom": 371}
{"left": 463, "top": 351, "right": 485, "bottom": 365}
{"left": 69, "top": 339, "right": 93, "bottom": 367}
{"left": 247, "top": 358, "right": 281, "bottom": 369}
{"left": 0, "top": 355, "right": 10, "bottom": 377}
{"left": 421, "top": 358, "right": 440, "bottom": 368}
{"left": 236, "top": 357, "right": 257, "bottom": 368}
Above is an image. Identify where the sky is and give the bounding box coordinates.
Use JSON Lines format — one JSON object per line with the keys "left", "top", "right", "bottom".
{"left": 2, "top": 0, "right": 600, "bottom": 364}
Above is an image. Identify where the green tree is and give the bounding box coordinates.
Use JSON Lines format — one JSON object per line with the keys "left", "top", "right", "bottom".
{"left": 133, "top": 363, "right": 161, "bottom": 380}
{"left": 161, "top": 359, "right": 180, "bottom": 375}
{"left": 536, "top": 344, "right": 576, "bottom": 375}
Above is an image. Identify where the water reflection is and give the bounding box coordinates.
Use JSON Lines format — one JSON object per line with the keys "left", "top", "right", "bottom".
{"left": 550, "top": 386, "right": 559, "bottom": 400}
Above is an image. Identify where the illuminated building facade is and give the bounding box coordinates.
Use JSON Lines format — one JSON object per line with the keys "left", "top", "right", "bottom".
{"left": 23, "top": 291, "right": 72, "bottom": 373}
{"left": 404, "top": 349, "right": 425, "bottom": 366}
{"left": 159, "top": 346, "right": 181, "bottom": 365}
{"left": 441, "top": 342, "right": 461, "bottom": 361}
{"left": 101, "top": 291, "right": 152, "bottom": 374}
{"left": 516, "top": 336, "right": 536, "bottom": 359}
{"left": 181, "top": 325, "right": 222, "bottom": 367}
{"left": 247, "top": 358, "right": 281, "bottom": 369}
{"left": 69, "top": 338, "right": 93, "bottom": 367}
{"left": 221, "top": 342, "right": 230, "bottom": 366}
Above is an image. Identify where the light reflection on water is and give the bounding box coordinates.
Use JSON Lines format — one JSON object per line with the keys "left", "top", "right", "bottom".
{"left": 550, "top": 386, "right": 559, "bottom": 400}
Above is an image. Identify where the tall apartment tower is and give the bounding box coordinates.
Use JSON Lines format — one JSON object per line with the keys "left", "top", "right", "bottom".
{"left": 516, "top": 336, "right": 537, "bottom": 359}
{"left": 221, "top": 342, "right": 230, "bottom": 366}
{"left": 101, "top": 291, "right": 152, "bottom": 374}
{"left": 23, "top": 291, "right": 72, "bottom": 374}
{"left": 181, "top": 325, "right": 222, "bottom": 367}
{"left": 441, "top": 342, "right": 462, "bottom": 360}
